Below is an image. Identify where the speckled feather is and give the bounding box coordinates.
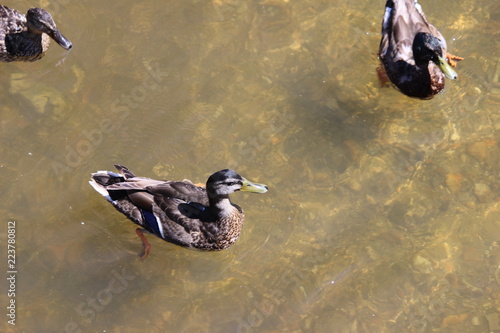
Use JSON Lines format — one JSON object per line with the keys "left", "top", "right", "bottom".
{"left": 0, "top": 5, "right": 27, "bottom": 53}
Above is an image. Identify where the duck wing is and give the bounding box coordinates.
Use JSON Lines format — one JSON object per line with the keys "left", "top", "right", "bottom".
{"left": 150, "top": 194, "right": 222, "bottom": 250}
{"left": 112, "top": 164, "right": 209, "bottom": 205}
{"left": 0, "top": 5, "right": 27, "bottom": 53}
{"left": 146, "top": 181, "right": 209, "bottom": 206}
{"left": 91, "top": 167, "right": 216, "bottom": 249}
{"left": 380, "top": 0, "right": 413, "bottom": 63}
{"left": 147, "top": 181, "right": 225, "bottom": 249}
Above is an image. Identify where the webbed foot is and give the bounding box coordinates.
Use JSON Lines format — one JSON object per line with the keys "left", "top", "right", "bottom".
{"left": 135, "top": 228, "right": 151, "bottom": 261}
{"left": 376, "top": 65, "right": 391, "bottom": 87}
{"left": 446, "top": 53, "right": 464, "bottom": 67}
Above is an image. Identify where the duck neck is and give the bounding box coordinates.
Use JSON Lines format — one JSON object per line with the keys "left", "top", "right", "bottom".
{"left": 208, "top": 195, "right": 243, "bottom": 242}
{"left": 209, "top": 195, "right": 236, "bottom": 218}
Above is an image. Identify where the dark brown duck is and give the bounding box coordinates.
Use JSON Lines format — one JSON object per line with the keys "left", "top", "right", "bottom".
{"left": 0, "top": 5, "right": 72, "bottom": 62}
{"left": 378, "top": 0, "right": 462, "bottom": 98}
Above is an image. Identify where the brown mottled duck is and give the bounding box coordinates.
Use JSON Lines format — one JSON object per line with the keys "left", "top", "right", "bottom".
{"left": 90, "top": 165, "right": 268, "bottom": 260}
{"left": 0, "top": 5, "right": 72, "bottom": 62}
{"left": 379, "top": 0, "right": 463, "bottom": 98}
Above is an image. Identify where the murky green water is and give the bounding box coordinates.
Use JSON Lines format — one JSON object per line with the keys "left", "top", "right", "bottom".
{"left": 1, "top": 0, "right": 499, "bottom": 332}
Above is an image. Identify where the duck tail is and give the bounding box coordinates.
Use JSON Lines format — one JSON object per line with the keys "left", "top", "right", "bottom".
{"left": 90, "top": 170, "right": 125, "bottom": 186}
{"left": 113, "top": 164, "right": 136, "bottom": 179}
{"left": 89, "top": 167, "right": 130, "bottom": 201}
{"left": 89, "top": 178, "right": 112, "bottom": 201}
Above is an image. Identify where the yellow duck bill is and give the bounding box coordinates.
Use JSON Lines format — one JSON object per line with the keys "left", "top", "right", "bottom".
{"left": 437, "top": 56, "right": 458, "bottom": 80}
{"left": 241, "top": 178, "right": 268, "bottom": 193}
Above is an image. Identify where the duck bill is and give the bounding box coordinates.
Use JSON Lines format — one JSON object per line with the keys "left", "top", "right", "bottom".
{"left": 241, "top": 178, "right": 268, "bottom": 193}
{"left": 50, "top": 30, "right": 73, "bottom": 50}
{"left": 437, "top": 56, "right": 457, "bottom": 80}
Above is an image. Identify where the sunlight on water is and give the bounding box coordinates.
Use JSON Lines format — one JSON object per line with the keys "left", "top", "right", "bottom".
{"left": 0, "top": 0, "right": 498, "bottom": 332}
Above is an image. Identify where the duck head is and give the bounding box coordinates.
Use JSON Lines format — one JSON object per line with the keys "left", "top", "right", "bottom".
{"left": 413, "top": 32, "right": 456, "bottom": 80}
{"left": 206, "top": 169, "right": 268, "bottom": 198}
{"left": 26, "top": 8, "right": 72, "bottom": 50}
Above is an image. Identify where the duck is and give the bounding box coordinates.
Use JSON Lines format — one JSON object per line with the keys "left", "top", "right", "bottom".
{"left": 0, "top": 5, "right": 72, "bottom": 62}
{"left": 378, "top": 0, "right": 463, "bottom": 98}
{"left": 89, "top": 165, "right": 268, "bottom": 260}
